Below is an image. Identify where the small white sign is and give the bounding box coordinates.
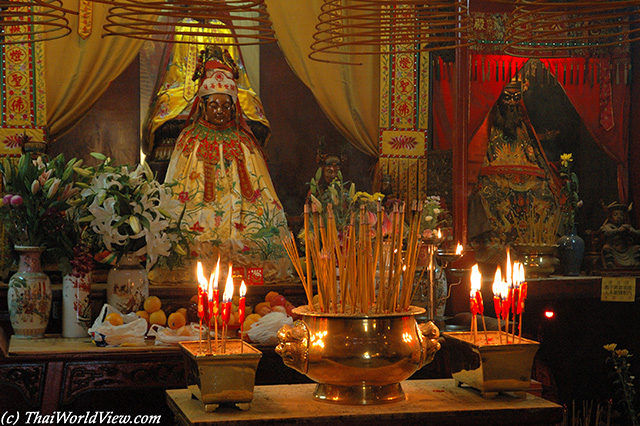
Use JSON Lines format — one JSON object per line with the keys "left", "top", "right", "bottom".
{"left": 601, "top": 277, "right": 636, "bottom": 302}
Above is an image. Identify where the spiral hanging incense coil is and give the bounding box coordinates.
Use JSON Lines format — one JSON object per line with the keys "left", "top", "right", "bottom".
{"left": 309, "top": 0, "right": 473, "bottom": 64}
{"left": 88, "top": 0, "right": 276, "bottom": 45}
{"left": 0, "top": 0, "right": 73, "bottom": 45}
{"left": 490, "top": 0, "right": 640, "bottom": 56}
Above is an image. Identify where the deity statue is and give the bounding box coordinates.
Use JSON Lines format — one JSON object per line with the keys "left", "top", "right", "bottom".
{"left": 600, "top": 201, "right": 640, "bottom": 268}
{"left": 468, "top": 77, "right": 561, "bottom": 264}
{"left": 164, "top": 46, "right": 290, "bottom": 281}
{"left": 142, "top": 18, "right": 270, "bottom": 163}
{"left": 306, "top": 143, "right": 349, "bottom": 203}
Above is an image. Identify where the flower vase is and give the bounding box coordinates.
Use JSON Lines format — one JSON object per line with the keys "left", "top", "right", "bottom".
{"left": 106, "top": 254, "right": 149, "bottom": 314}
{"left": 62, "top": 270, "right": 92, "bottom": 337}
{"left": 557, "top": 226, "right": 585, "bottom": 276}
{"left": 7, "top": 246, "right": 52, "bottom": 338}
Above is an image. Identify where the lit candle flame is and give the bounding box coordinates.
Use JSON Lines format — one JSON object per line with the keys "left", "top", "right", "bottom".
{"left": 437, "top": 228, "right": 442, "bottom": 239}
{"left": 213, "top": 257, "right": 220, "bottom": 290}
{"left": 500, "top": 278, "right": 509, "bottom": 300}
{"left": 455, "top": 243, "right": 463, "bottom": 255}
{"left": 240, "top": 280, "right": 246, "bottom": 298}
{"left": 224, "top": 264, "right": 234, "bottom": 303}
{"left": 492, "top": 266, "right": 502, "bottom": 297}
{"left": 197, "top": 261, "right": 209, "bottom": 296}
{"left": 516, "top": 261, "right": 525, "bottom": 285}
{"left": 470, "top": 264, "right": 482, "bottom": 294}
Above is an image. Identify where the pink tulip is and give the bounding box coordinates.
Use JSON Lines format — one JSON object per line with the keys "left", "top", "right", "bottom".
{"left": 2, "top": 194, "right": 12, "bottom": 205}
{"left": 10, "top": 195, "right": 23, "bottom": 207}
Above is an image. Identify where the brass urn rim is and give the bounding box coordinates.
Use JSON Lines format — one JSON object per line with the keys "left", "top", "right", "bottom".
{"left": 292, "top": 305, "right": 425, "bottom": 319}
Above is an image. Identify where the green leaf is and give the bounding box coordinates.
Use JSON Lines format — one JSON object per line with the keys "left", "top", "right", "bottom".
{"left": 137, "top": 214, "right": 150, "bottom": 230}
{"left": 91, "top": 152, "right": 107, "bottom": 161}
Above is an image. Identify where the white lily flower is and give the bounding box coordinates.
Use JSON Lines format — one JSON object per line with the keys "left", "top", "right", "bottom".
{"left": 129, "top": 215, "right": 141, "bottom": 234}
{"left": 47, "top": 178, "right": 61, "bottom": 199}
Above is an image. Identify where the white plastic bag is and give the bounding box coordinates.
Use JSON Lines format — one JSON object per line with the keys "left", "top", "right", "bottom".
{"left": 246, "top": 312, "right": 293, "bottom": 345}
{"left": 147, "top": 323, "right": 203, "bottom": 345}
{"left": 88, "top": 304, "right": 147, "bottom": 346}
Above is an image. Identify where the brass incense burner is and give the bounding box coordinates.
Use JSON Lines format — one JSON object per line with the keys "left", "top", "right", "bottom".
{"left": 276, "top": 305, "right": 440, "bottom": 405}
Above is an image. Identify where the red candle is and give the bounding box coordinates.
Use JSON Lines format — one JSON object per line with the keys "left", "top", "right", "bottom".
{"left": 222, "top": 264, "right": 234, "bottom": 324}
{"left": 211, "top": 257, "right": 220, "bottom": 322}
{"left": 475, "top": 290, "right": 484, "bottom": 315}
{"left": 492, "top": 266, "right": 502, "bottom": 316}
{"left": 470, "top": 265, "right": 482, "bottom": 315}
{"left": 501, "top": 283, "right": 511, "bottom": 321}
{"left": 239, "top": 280, "right": 247, "bottom": 324}
{"left": 516, "top": 263, "right": 527, "bottom": 315}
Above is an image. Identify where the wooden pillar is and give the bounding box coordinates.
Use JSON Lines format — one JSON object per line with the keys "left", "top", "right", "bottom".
{"left": 453, "top": 1, "right": 470, "bottom": 246}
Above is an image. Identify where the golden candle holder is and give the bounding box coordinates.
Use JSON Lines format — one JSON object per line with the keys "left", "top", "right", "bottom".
{"left": 276, "top": 306, "right": 441, "bottom": 405}
{"left": 179, "top": 340, "right": 262, "bottom": 412}
{"left": 444, "top": 331, "right": 540, "bottom": 398}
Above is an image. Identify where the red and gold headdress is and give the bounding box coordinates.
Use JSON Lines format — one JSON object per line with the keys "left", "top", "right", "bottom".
{"left": 193, "top": 46, "right": 240, "bottom": 102}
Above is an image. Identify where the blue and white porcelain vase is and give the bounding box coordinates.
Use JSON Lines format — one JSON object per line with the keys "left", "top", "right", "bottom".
{"left": 557, "top": 226, "right": 585, "bottom": 276}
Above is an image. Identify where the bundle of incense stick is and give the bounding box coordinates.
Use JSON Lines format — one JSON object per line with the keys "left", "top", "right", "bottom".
{"left": 283, "top": 199, "right": 425, "bottom": 314}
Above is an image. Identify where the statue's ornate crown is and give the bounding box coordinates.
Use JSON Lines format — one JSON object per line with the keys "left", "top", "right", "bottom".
{"left": 192, "top": 45, "right": 239, "bottom": 82}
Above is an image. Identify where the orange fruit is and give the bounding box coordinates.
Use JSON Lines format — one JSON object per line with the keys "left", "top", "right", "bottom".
{"left": 149, "top": 309, "right": 167, "bottom": 326}
{"left": 243, "top": 313, "right": 261, "bottom": 330}
{"left": 105, "top": 312, "right": 123, "bottom": 326}
{"left": 167, "top": 312, "right": 186, "bottom": 330}
{"left": 144, "top": 296, "right": 162, "bottom": 314}
{"left": 136, "top": 310, "right": 149, "bottom": 324}
{"left": 228, "top": 313, "right": 237, "bottom": 326}
{"left": 190, "top": 294, "right": 198, "bottom": 303}
{"left": 176, "top": 308, "right": 188, "bottom": 322}
{"left": 265, "top": 291, "right": 279, "bottom": 303}
{"left": 255, "top": 301, "right": 270, "bottom": 313}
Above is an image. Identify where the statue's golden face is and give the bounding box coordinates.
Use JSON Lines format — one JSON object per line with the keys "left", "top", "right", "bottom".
{"left": 322, "top": 156, "right": 341, "bottom": 183}
{"left": 203, "top": 94, "right": 234, "bottom": 127}
{"left": 500, "top": 87, "right": 522, "bottom": 106}
{"left": 611, "top": 209, "right": 625, "bottom": 225}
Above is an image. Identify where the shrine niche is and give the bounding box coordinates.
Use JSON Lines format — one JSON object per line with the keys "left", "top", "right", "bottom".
{"left": 431, "top": 11, "right": 630, "bottom": 257}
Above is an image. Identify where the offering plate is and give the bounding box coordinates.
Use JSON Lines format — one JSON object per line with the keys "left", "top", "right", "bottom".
{"left": 276, "top": 305, "right": 441, "bottom": 405}
{"left": 179, "top": 340, "right": 262, "bottom": 412}
{"left": 444, "top": 331, "right": 540, "bottom": 398}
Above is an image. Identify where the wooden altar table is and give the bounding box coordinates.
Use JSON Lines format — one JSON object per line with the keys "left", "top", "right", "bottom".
{"left": 4, "top": 335, "right": 185, "bottom": 413}
{"left": 2, "top": 335, "right": 311, "bottom": 413}
{"left": 166, "top": 379, "right": 563, "bottom": 426}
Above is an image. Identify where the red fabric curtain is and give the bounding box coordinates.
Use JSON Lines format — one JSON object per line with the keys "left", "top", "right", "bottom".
{"left": 432, "top": 57, "right": 454, "bottom": 151}
{"left": 539, "top": 57, "right": 630, "bottom": 202}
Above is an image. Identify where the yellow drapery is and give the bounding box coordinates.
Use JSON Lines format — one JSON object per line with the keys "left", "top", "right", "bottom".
{"left": 44, "top": 0, "right": 144, "bottom": 141}
{"left": 265, "top": 0, "right": 380, "bottom": 158}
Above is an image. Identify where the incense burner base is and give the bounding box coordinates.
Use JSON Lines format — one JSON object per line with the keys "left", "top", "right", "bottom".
{"left": 276, "top": 305, "right": 441, "bottom": 405}
{"left": 314, "top": 382, "right": 405, "bottom": 405}
{"left": 444, "top": 332, "right": 540, "bottom": 399}
{"left": 179, "top": 340, "right": 262, "bottom": 412}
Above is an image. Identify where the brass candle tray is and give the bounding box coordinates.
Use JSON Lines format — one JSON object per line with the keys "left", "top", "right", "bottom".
{"left": 444, "top": 331, "right": 540, "bottom": 398}
{"left": 179, "top": 340, "right": 262, "bottom": 412}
